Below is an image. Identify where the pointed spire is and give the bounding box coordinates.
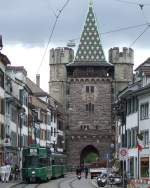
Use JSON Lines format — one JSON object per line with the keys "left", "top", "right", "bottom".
{"left": 74, "top": 1, "right": 106, "bottom": 63}
{"left": 89, "top": 0, "right": 93, "bottom": 7}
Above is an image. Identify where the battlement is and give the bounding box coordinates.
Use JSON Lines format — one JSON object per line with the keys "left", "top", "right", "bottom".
{"left": 109, "top": 47, "right": 134, "bottom": 64}
{"left": 50, "top": 47, "right": 74, "bottom": 65}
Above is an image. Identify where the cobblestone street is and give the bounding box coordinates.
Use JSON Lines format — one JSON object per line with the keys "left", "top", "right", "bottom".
{"left": 0, "top": 174, "right": 123, "bottom": 188}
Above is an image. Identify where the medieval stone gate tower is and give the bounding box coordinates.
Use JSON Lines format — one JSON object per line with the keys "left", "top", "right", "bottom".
{"left": 49, "top": 2, "right": 134, "bottom": 166}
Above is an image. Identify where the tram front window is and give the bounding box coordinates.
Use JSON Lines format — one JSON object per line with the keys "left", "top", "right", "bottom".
{"left": 23, "top": 156, "right": 38, "bottom": 168}
{"left": 23, "top": 156, "right": 48, "bottom": 168}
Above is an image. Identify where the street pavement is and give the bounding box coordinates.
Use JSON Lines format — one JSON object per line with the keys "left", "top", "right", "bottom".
{"left": 0, "top": 181, "right": 21, "bottom": 188}
{"left": 0, "top": 174, "right": 122, "bottom": 188}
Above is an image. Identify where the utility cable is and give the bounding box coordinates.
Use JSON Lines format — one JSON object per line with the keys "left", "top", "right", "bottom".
{"left": 101, "top": 23, "right": 148, "bottom": 35}
{"left": 48, "top": 0, "right": 57, "bottom": 18}
{"left": 129, "top": 25, "right": 150, "bottom": 47}
{"left": 138, "top": 4, "right": 150, "bottom": 26}
{"left": 36, "top": 0, "right": 70, "bottom": 74}
{"left": 114, "top": 0, "right": 150, "bottom": 6}
{"left": 114, "top": 1, "right": 150, "bottom": 30}
{"left": 69, "top": 23, "right": 148, "bottom": 42}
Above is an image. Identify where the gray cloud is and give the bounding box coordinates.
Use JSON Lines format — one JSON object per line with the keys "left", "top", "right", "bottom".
{"left": 0, "top": 0, "right": 150, "bottom": 49}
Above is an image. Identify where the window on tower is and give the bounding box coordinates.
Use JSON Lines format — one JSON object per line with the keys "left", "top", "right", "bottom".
{"left": 85, "top": 103, "right": 94, "bottom": 112}
{"left": 66, "top": 88, "right": 70, "bottom": 95}
{"left": 91, "top": 86, "right": 94, "bottom": 93}
{"left": 86, "top": 85, "right": 95, "bottom": 93}
{"left": 86, "top": 86, "right": 89, "bottom": 93}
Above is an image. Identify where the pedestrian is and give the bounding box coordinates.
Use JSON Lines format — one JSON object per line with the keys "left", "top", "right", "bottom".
{"left": 5, "top": 163, "right": 11, "bottom": 183}
{"left": 84, "top": 166, "right": 88, "bottom": 178}
{"left": 0, "top": 163, "right": 6, "bottom": 183}
{"left": 14, "top": 164, "right": 19, "bottom": 180}
{"left": 76, "top": 166, "right": 82, "bottom": 176}
{"left": 76, "top": 166, "right": 79, "bottom": 176}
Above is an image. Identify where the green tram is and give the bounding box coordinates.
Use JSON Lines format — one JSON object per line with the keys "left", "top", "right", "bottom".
{"left": 22, "top": 144, "right": 66, "bottom": 182}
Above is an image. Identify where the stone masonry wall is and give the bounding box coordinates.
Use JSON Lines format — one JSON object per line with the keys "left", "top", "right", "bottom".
{"left": 66, "top": 77, "right": 114, "bottom": 166}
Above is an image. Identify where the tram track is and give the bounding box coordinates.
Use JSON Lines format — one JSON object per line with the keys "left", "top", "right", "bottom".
{"left": 58, "top": 177, "right": 77, "bottom": 188}
{"left": 11, "top": 182, "right": 40, "bottom": 188}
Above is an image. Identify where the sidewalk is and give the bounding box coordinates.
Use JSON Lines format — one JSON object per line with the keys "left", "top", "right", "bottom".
{"left": 0, "top": 180, "right": 21, "bottom": 188}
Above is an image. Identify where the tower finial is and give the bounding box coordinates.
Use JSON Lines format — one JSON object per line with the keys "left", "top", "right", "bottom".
{"left": 89, "top": 0, "right": 93, "bottom": 7}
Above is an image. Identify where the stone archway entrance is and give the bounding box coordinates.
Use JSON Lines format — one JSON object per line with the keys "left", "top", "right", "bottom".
{"left": 80, "top": 145, "right": 99, "bottom": 165}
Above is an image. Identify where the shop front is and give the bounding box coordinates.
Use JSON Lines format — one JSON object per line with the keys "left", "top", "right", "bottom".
{"left": 140, "top": 157, "right": 149, "bottom": 178}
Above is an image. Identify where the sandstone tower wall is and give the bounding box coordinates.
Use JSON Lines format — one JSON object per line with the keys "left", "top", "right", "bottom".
{"left": 109, "top": 47, "right": 134, "bottom": 96}
{"left": 49, "top": 47, "right": 74, "bottom": 106}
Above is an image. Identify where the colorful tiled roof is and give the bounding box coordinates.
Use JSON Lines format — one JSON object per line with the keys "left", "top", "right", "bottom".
{"left": 74, "top": 3, "right": 106, "bottom": 64}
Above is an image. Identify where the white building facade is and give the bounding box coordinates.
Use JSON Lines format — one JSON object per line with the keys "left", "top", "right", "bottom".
{"left": 116, "top": 58, "right": 150, "bottom": 179}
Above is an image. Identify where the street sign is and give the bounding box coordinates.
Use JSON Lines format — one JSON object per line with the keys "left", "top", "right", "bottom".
{"left": 119, "top": 148, "right": 128, "bottom": 160}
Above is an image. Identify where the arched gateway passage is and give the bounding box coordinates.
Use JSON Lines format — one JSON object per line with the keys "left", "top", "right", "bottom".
{"left": 80, "top": 145, "right": 99, "bottom": 165}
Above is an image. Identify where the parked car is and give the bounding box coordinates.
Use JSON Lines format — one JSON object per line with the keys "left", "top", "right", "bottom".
{"left": 108, "top": 174, "right": 122, "bottom": 186}
{"left": 96, "top": 174, "right": 107, "bottom": 187}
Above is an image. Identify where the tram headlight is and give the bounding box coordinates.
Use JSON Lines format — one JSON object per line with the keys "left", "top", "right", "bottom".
{"left": 32, "top": 171, "right": 35, "bottom": 175}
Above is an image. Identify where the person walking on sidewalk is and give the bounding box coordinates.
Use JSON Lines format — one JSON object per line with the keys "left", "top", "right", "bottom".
{"left": 84, "top": 166, "right": 88, "bottom": 178}
{"left": 5, "top": 163, "right": 11, "bottom": 183}
{"left": 14, "top": 164, "right": 20, "bottom": 180}
{"left": 0, "top": 163, "right": 6, "bottom": 183}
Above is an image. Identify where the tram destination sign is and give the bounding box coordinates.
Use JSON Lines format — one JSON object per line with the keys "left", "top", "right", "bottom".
{"left": 30, "top": 148, "right": 37, "bottom": 155}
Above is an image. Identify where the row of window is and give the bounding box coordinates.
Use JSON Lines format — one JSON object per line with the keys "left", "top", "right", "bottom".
{"left": 1, "top": 128, "right": 58, "bottom": 146}
{"left": 140, "top": 103, "right": 149, "bottom": 120}
{"left": 127, "top": 97, "right": 149, "bottom": 120}
{"left": 86, "top": 86, "right": 94, "bottom": 93}
{"left": 86, "top": 103, "right": 94, "bottom": 112}
{"left": 40, "top": 112, "right": 57, "bottom": 124}
{"left": 127, "top": 97, "right": 138, "bottom": 115}
{"left": 67, "top": 85, "right": 95, "bottom": 95}
{"left": 127, "top": 128, "right": 138, "bottom": 148}
{"left": 127, "top": 129, "right": 149, "bottom": 148}
{"left": 35, "top": 127, "right": 57, "bottom": 139}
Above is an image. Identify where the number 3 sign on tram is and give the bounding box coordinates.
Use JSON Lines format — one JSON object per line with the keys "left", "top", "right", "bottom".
{"left": 119, "top": 148, "right": 128, "bottom": 160}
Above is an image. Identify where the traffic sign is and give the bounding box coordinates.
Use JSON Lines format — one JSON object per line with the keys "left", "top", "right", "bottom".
{"left": 119, "top": 148, "right": 128, "bottom": 160}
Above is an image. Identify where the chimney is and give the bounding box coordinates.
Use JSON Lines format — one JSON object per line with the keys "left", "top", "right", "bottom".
{"left": 0, "top": 35, "right": 3, "bottom": 50}
{"left": 36, "top": 74, "right": 40, "bottom": 87}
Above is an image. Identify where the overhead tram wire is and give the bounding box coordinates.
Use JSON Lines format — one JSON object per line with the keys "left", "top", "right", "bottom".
{"left": 36, "top": 0, "right": 70, "bottom": 74}
{"left": 48, "top": 0, "right": 57, "bottom": 18}
{"left": 112, "top": 0, "right": 150, "bottom": 47}
{"left": 114, "top": 0, "right": 150, "bottom": 6}
{"left": 101, "top": 23, "right": 148, "bottom": 35}
{"left": 138, "top": 4, "right": 150, "bottom": 26}
{"left": 129, "top": 25, "right": 150, "bottom": 47}
{"left": 69, "top": 23, "right": 148, "bottom": 42}
{"left": 114, "top": 0, "right": 150, "bottom": 24}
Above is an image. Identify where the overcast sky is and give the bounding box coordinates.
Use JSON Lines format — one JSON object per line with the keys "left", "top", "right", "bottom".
{"left": 1, "top": 0, "right": 150, "bottom": 92}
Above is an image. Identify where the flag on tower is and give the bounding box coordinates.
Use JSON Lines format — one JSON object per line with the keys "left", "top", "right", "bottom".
{"left": 136, "top": 133, "right": 144, "bottom": 151}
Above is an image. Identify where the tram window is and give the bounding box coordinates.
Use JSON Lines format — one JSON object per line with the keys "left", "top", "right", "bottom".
{"left": 52, "top": 159, "right": 55, "bottom": 165}
{"left": 39, "top": 158, "right": 48, "bottom": 167}
{"left": 23, "top": 156, "right": 38, "bottom": 168}
{"left": 47, "top": 158, "right": 51, "bottom": 166}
